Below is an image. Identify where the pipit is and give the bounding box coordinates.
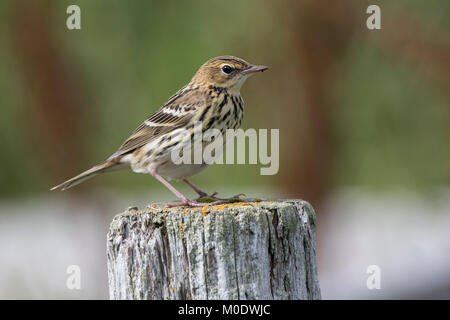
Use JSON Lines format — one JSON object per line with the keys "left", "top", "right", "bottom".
{"left": 51, "top": 56, "right": 268, "bottom": 207}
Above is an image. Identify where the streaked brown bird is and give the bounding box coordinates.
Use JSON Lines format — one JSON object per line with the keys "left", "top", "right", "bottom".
{"left": 51, "top": 56, "right": 268, "bottom": 206}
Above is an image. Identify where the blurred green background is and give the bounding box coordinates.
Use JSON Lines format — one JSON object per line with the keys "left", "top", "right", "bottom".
{"left": 1, "top": 0, "right": 449, "bottom": 201}
{"left": 0, "top": 0, "right": 449, "bottom": 299}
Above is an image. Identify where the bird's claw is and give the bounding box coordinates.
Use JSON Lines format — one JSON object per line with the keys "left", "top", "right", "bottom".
{"left": 196, "top": 192, "right": 245, "bottom": 202}
{"left": 166, "top": 199, "right": 223, "bottom": 208}
{"left": 195, "top": 192, "right": 218, "bottom": 201}
{"left": 156, "top": 193, "right": 247, "bottom": 208}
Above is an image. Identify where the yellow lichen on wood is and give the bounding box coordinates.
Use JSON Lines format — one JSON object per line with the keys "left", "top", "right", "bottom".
{"left": 201, "top": 205, "right": 210, "bottom": 216}
{"left": 179, "top": 222, "right": 184, "bottom": 238}
{"left": 210, "top": 202, "right": 253, "bottom": 211}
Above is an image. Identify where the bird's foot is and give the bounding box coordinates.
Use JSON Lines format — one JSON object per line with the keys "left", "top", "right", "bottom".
{"left": 182, "top": 179, "right": 246, "bottom": 203}
{"left": 196, "top": 193, "right": 246, "bottom": 203}
{"left": 166, "top": 198, "right": 224, "bottom": 208}
{"left": 194, "top": 191, "right": 218, "bottom": 201}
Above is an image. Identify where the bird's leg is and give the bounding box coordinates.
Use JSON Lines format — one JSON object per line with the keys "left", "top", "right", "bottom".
{"left": 182, "top": 179, "right": 218, "bottom": 198}
{"left": 149, "top": 168, "right": 222, "bottom": 208}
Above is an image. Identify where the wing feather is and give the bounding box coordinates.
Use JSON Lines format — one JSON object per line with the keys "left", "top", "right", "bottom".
{"left": 110, "top": 87, "right": 205, "bottom": 158}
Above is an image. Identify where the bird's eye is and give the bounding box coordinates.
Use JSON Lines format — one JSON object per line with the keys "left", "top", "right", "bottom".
{"left": 221, "top": 65, "right": 233, "bottom": 74}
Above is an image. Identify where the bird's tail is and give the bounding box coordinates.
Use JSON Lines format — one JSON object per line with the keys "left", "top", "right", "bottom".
{"left": 50, "top": 158, "right": 124, "bottom": 191}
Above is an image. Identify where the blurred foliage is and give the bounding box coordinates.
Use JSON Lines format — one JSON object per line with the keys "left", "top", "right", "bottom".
{"left": 333, "top": 41, "right": 450, "bottom": 189}
{"left": 0, "top": 0, "right": 449, "bottom": 199}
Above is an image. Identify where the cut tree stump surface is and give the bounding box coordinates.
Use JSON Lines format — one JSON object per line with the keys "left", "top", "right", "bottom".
{"left": 107, "top": 199, "right": 321, "bottom": 300}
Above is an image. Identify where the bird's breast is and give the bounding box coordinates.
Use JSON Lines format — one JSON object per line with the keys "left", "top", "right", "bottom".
{"left": 209, "top": 92, "right": 244, "bottom": 132}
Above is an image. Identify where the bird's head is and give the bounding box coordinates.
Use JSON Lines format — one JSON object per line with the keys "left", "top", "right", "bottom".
{"left": 191, "top": 56, "right": 268, "bottom": 92}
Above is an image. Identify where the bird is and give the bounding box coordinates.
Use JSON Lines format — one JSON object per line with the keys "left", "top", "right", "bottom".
{"left": 51, "top": 56, "right": 268, "bottom": 207}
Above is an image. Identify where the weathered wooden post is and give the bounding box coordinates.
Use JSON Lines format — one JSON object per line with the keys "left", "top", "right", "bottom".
{"left": 107, "top": 199, "right": 321, "bottom": 300}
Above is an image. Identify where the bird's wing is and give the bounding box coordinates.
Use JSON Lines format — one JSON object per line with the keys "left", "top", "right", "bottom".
{"left": 110, "top": 87, "right": 205, "bottom": 158}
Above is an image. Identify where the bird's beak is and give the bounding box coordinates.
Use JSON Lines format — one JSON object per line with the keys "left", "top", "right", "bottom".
{"left": 242, "top": 65, "right": 269, "bottom": 75}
